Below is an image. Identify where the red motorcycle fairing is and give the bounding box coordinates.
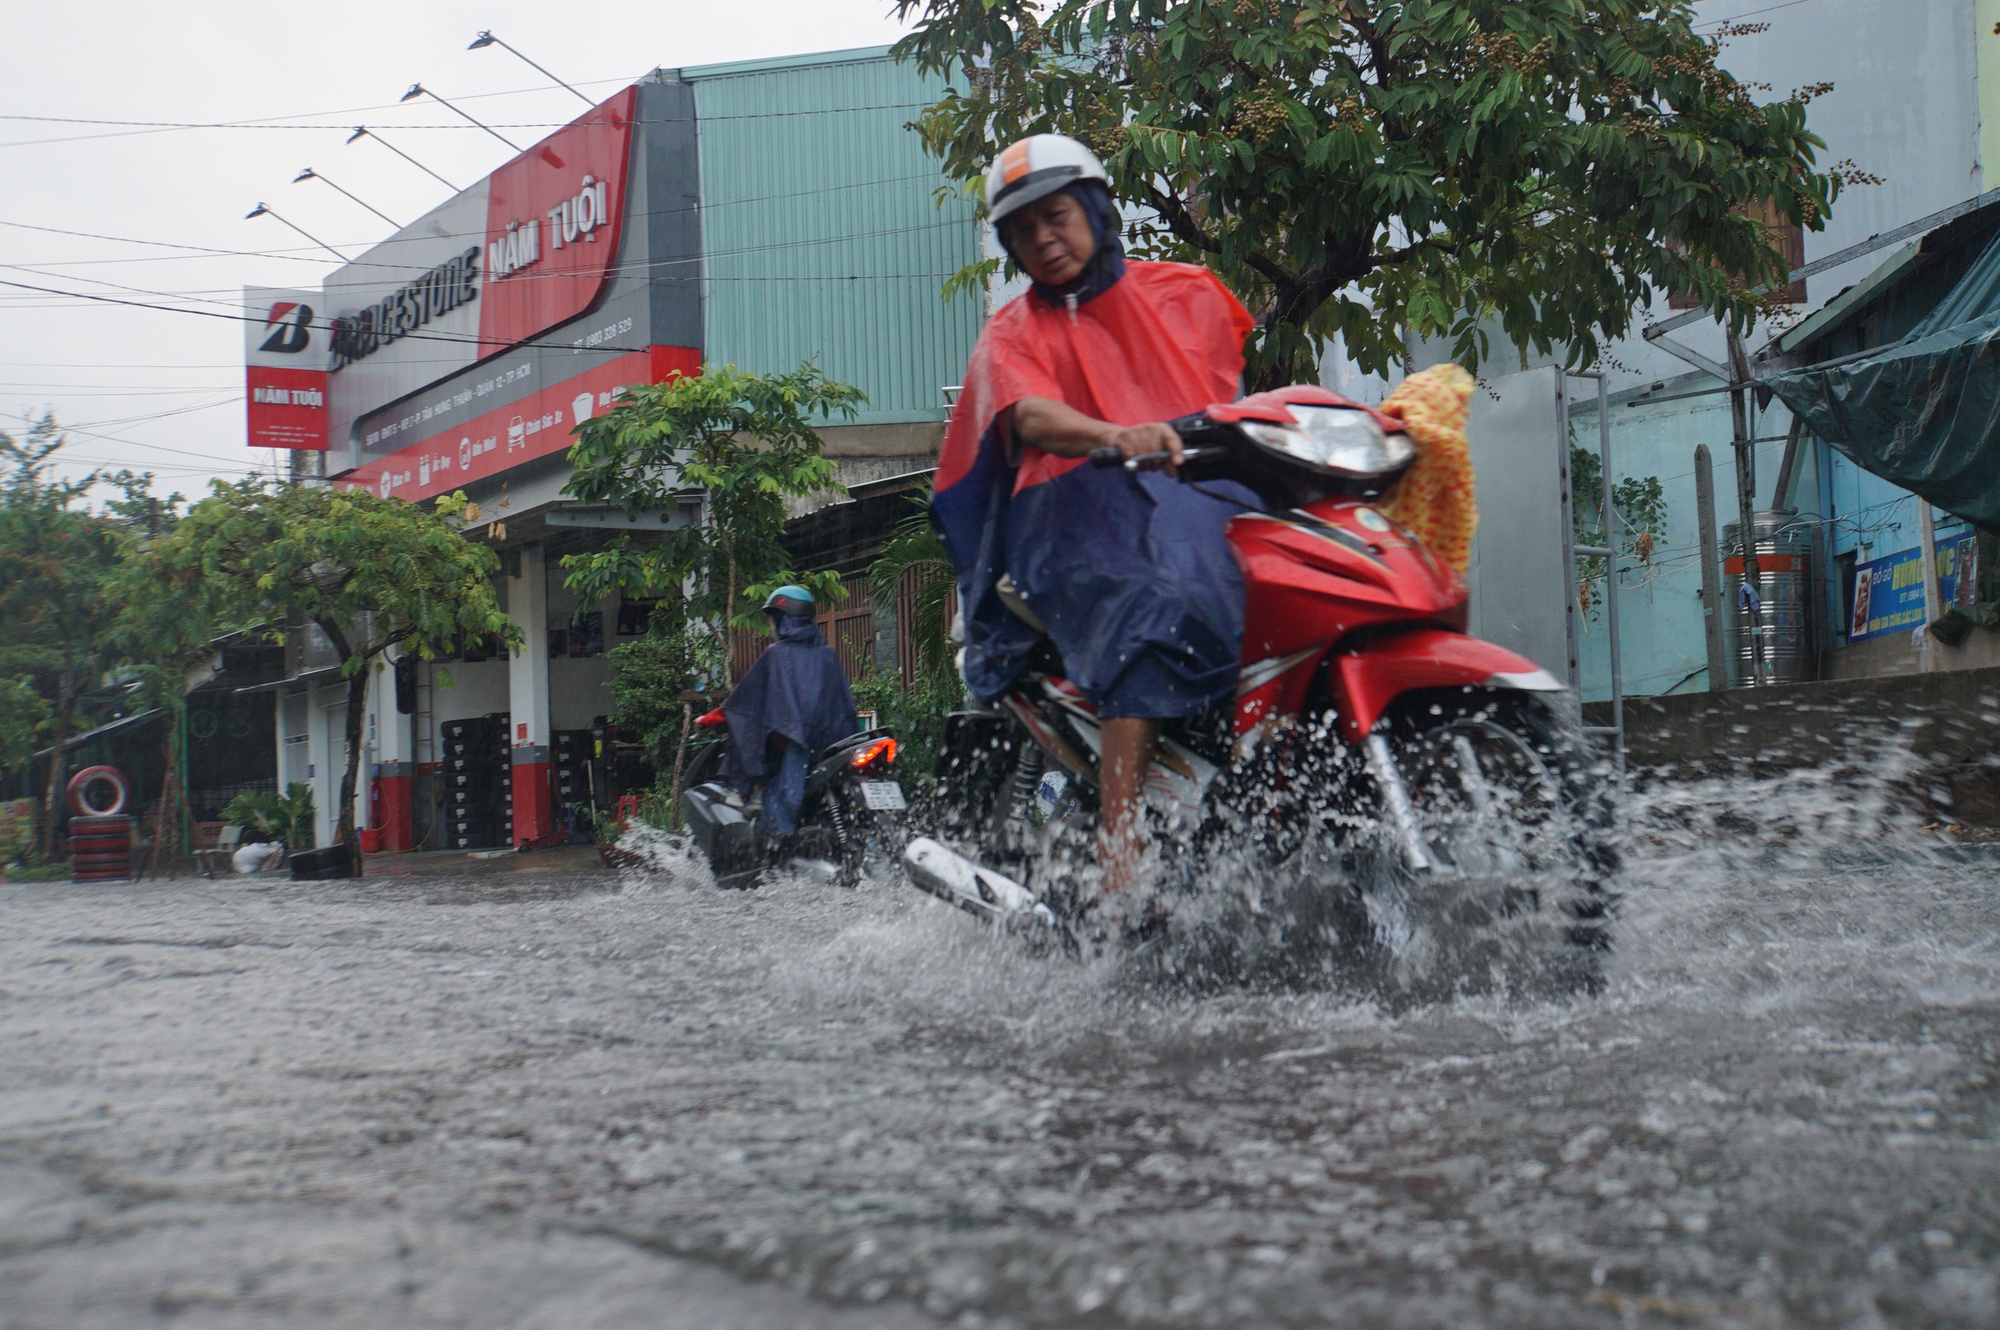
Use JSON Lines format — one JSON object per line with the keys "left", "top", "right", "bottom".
{"left": 1329, "top": 627, "right": 1562, "bottom": 746}
{"left": 1205, "top": 384, "right": 1408, "bottom": 436}
{"left": 1227, "top": 498, "right": 1468, "bottom": 735}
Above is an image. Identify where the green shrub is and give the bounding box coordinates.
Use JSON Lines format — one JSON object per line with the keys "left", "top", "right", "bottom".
{"left": 605, "top": 619, "right": 726, "bottom": 773}
{"left": 850, "top": 670, "right": 963, "bottom": 793}
{"left": 221, "top": 781, "right": 316, "bottom": 851}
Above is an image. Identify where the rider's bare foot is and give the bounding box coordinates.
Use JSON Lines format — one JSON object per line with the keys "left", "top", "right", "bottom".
{"left": 1097, "top": 820, "right": 1143, "bottom": 897}
{"left": 1096, "top": 716, "right": 1159, "bottom": 898}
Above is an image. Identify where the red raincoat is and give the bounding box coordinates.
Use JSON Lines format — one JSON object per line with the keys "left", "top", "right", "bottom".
{"left": 932, "top": 261, "right": 1259, "bottom": 715}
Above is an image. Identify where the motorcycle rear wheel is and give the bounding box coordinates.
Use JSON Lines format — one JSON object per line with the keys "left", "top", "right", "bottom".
{"left": 676, "top": 739, "right": 728, "bottom": 831}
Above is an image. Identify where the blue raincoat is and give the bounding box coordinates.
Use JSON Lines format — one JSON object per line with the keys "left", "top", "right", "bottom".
{"left": 932, "top": 194, "right": 1259, "bottom": 717}
{"left": 722, "top": 615, "right": 859, "bottom": 819}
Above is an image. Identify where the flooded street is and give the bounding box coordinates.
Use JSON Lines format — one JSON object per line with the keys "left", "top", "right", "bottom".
{"left": 4, "top": 783, "right": 2000, "bottom": 1330}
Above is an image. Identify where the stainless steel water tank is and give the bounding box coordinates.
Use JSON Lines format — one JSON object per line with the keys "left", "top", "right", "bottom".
{"left": 1722, "top": 509, "right": 1817, "bottom": 687}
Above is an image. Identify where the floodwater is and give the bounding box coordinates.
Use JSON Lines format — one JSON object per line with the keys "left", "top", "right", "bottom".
{"left": 3, "top": 769, "right": 1999, "bottom": 1329}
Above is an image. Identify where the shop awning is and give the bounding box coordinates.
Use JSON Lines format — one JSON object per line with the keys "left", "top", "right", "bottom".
{"left": 1764, "top": 223, "right": 2000, "bottom": 526}
{"left": 33, "top": 707, "right": 163, "bottom": 758}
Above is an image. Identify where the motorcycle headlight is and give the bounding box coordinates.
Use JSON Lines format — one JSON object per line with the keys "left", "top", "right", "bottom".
{"left": 1239, "top": 406, "right": 1415, "bottom": 479}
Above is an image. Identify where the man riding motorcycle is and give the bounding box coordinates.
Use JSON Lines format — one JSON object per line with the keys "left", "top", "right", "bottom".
{"left": 931, "top": 134, "right": 1259, "bottom": 895}
{"left": 721, "top": 586, "right": 859, "bottom": 843}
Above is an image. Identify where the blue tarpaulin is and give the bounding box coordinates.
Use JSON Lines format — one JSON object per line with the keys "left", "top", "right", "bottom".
{"left": 1766, "top": 225, "right": 2000, "bottom": 527}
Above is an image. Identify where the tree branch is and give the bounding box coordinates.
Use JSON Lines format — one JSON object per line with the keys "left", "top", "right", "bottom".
{"left": 1363, "top": 231, "right": 1467, "bottom": 275}
{"left": 314, "top": 615, "right": 353, "bottom": 663}
{"left": 1144, "top": 185, "right": 1221, "bottom": 255}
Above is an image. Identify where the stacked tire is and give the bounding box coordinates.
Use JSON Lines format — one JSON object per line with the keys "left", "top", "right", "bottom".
{"left": 70, "top": 815, "right": 133, "bottom": 881}
{"left": 66, "top": 765, "right": 133, "bottom": 882}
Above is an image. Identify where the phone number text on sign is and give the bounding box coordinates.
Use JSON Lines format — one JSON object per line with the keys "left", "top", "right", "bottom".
{"left": 575, "top": 316, "right": 635, "bottom": 350}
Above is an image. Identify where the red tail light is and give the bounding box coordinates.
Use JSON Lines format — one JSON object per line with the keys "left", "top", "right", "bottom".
{"left": 848, "top": 736, "right": 897, "bottom": 771}
{"left": 696, "top": 707, "right": 728, "bottom": 730}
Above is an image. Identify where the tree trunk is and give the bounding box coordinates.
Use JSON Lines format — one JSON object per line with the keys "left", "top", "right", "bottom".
{"left": 38, "top": 651, "right": 73, "bottom": 860}
{"left": 667, "top": 699, "right": 692, "bottom": 828}
{"left": 722, "top": 537, "right": 738, "bottom": 688}
{"left": 334, "top": 657, "right": 369, "bottom": 868}
{"left": 144, "top": 725, "right": 176, "bottom": 879}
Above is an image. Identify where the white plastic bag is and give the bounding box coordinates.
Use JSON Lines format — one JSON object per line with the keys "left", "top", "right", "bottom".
{"left": 231, "top": 841, "right": 284, "bottom": 874}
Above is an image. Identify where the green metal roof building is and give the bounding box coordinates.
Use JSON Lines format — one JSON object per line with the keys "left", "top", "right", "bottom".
{"left": 679, "top": 46, "right": 985, "bottom": 438}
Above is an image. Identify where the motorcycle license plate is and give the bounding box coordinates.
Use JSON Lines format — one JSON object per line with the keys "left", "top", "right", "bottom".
{"left": 859, "top": 780, "right": 907, "bottom": 811}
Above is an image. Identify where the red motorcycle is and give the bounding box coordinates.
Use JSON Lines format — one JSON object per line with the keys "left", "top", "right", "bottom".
{"left": 905, "top": 387, "right": 1616, "bottom": 990}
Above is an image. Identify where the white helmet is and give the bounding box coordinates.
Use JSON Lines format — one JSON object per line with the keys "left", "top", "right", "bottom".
{"left": 984, "top": 133, "right": 1111, "bottom": 229}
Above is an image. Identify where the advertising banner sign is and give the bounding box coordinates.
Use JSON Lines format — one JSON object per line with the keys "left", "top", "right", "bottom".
{"left": 1848, "top": 533, "right": 1978, "bottom": 640}
{"left": 320, "top": 87, "right": 638, "bottom": 457}
{"left": 243, "top": 287, "right": 329, "bottom": 450}
{"left": 477, "top": 85, "right": 636, "bottom": 358}
{"left": 336, "top": 344, "right": 697, "bottom": 505}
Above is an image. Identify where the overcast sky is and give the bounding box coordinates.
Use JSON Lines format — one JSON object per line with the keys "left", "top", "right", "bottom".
{"left": 0, "top": 1, "right": 917, "bottom": 497}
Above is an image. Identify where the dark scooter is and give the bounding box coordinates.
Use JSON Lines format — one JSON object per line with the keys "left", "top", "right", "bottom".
{"left": 680, "top": 709, "right": 907, "bottom": 889}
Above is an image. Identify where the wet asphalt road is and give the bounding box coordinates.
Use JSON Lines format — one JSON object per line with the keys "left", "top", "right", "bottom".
{"left": 3, "top": 777, "right": 2000, "bottom": 1330}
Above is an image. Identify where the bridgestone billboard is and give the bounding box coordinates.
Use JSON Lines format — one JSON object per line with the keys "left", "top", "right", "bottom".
{"left": 299, "top": 80, "right": 702, "bottom": 502}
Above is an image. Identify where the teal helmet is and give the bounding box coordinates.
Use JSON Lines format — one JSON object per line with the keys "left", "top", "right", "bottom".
{"left": 762, "top": 584, "right": 816, "bottom": 618}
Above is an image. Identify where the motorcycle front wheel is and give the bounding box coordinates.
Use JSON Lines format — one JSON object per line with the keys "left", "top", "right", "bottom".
{"left": 1374, "top": 688, "right": 1618, "bottom": 995}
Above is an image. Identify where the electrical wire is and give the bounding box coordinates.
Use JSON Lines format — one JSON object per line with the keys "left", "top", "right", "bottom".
{"left": 0, "top": 168, "right": 961, "bottom": 275}
{"left": 0, "top": 210, "right": 975, "bottom": 330}
{"left": 0, "top": 100, "right": 941, "bottom": 150}
{"left": 0, "top": 383, "right": 235, "bottom": 394}
{"left": 0, "top": 403, "right": 240, "bottom": 457}
{"left": 1693, "top": 0, "right": 1825, "bottom": 29}
{"left": 0, "top": 362, "right": 254, "bottom": 370}
{"left": 0, "top": 410, "right": 262, "bottom": 475}
{"left": 0, "top": 173, "right": 974, "bottom": 296}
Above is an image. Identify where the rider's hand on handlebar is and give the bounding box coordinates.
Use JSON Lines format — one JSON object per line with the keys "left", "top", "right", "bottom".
{"left": 1104, "top": 420, "right": 1183, "bottom": 475}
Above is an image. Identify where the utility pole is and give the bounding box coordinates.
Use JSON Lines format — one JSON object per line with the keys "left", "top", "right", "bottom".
{"left": 1918, "top": 500, "right": 1942, "bottom": 672}
{"left": 1727, "top": 332, "right": 1766, "bottom": 686}
{"left": 1694, "top": 444, "right": 1730, "bottom": 690}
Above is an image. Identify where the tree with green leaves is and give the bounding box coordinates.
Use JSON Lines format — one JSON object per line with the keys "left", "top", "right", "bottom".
{"left": 0, "top": 419, "right": 133, "bottom": 856}
{"left": 894, "top": 0, "right": 1842, "bottom": 386}
{"left": 0, "top": 675, "right": 50, "bottom": 787}
{"left": 147, "top": 482, "right": 519, "bottom": 856}
{"left": 599, "top": 613, "right": 729, "bottom": 815}
{"left": 560, "top": 362, "right": 863, "bottom": 681}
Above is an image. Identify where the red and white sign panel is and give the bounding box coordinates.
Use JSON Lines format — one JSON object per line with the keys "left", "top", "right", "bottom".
{"left": 479, "top": 85, "right": 636, "bottom": 356}
{"left": 244, "top": 287, "right": 328, "bottom": 450}
{"left": 321, "top": 88, "right": 639, "bottom": 453}
{"left": 337, "top": 345, "right": 698, "bottom": 505}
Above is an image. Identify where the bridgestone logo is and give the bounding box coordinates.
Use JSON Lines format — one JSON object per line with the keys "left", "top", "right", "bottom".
{"left": 329, "top": 247, "right": 480, "bottom": 369}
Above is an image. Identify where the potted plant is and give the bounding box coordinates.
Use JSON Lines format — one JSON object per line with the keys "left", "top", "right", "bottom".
{"left": 220, "top": 782, "right": 316, "bottom": 869}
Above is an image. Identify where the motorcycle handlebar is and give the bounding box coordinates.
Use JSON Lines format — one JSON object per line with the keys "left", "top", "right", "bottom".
{"left": 1087, "top": 444, "right": 1212, "bottom": 472}
{"left": 1087, "top": 412, "right": 1217, "bottom": 471}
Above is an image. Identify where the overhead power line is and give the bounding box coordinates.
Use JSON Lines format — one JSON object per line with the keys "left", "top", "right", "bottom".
{"left": 1694, "top": 0, "right": 1824, "bottom": 28}
{"left": 0, "top": 168, "right": 963, "bottom": 276}
{"left": 0, "top": 213, "right": 975, "bottom": 322}
{"left": 0, "top": 99, "right": 939, "bottom": 149}
{"left": 0, "top": 407, "right": 258, "bottom": 470}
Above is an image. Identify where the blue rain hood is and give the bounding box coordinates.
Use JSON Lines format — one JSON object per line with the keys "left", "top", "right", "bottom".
{"left": 1000, "top": 181, "right": 1127, "bottom": 309}
{"left": 721, "top": 615, "right": 859, "bottom": 783}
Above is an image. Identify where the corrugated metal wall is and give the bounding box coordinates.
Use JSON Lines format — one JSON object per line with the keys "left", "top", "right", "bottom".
{"left": 686, "top": 48, "right": 982, "bottom": 426}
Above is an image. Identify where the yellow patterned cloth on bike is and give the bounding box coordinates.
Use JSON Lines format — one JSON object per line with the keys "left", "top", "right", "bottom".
{"left": 1379, "top": 363, "right": 1478, "bottom": 575}
{"left": 932, "top": 259, "right": 1259, "bottom": 717}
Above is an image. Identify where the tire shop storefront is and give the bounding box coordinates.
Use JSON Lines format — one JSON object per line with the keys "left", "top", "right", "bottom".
{"left": 259, "top": 48, "right": 983, "bottom": 852}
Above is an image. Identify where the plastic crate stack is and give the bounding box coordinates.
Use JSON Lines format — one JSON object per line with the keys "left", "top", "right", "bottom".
{"left": 553, "top": 729, "right": 593, "bottom": 827}
{"left": 440, "top": 713, "right": 512, "bottom": 850}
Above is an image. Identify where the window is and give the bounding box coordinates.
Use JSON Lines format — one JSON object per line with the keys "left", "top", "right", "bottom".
{"left": 1668, "top": 199, "right": 1807, "bottom": 309}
